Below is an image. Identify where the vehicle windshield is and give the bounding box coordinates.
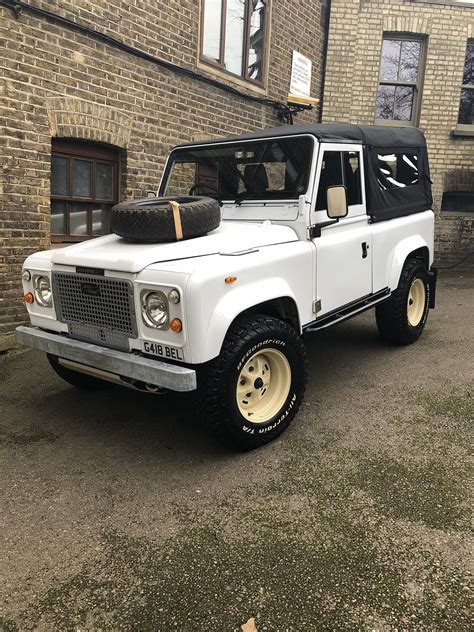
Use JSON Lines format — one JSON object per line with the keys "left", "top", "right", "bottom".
{"left": 161, "top": 136, "right": 314, "bottom": 202}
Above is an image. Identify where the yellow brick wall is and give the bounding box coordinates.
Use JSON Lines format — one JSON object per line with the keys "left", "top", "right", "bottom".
{"left": 323, "top": 0, "right": 474, "bottom": 263}
{"left": 0, "top": 1, "right": 328, "bottom": 348}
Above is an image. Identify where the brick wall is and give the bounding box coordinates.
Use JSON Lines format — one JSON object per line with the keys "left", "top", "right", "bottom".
{"left": 323, "top": 0, "right": 474, "bottom": 264}
{"left": 0, "top": 0, "right": 328, "bottom": 349}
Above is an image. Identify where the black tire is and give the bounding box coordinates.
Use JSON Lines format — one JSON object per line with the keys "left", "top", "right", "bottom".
{"left": 47, "top": 354, "right": 112, "bottom": 390}
{"left": 200, "top": 315, "right": 307, "bottom": 451}
{"left": 376, "top": 258, "right": 430, "bottom": 345}
{"left": 111, "top": 196, "right": 221, "bottom": 243}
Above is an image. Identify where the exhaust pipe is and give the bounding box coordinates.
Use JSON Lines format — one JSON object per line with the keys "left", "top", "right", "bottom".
{"left": 58, "top": 358, "right": 168, "bottom": 395}
{"left": 119, "top": 375, "right": 168, "bottom": 395}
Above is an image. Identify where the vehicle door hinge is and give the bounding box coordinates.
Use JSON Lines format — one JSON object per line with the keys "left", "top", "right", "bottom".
{"left": 308, "top": 220, "right": 339, "bottom": 239}
{"left": 313, "top": 299, "right": 322, "bottom": 314}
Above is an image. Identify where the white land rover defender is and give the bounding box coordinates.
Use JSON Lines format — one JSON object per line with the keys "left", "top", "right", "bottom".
{"left": 17, "top": 123, "right": 437, "bottom": 450}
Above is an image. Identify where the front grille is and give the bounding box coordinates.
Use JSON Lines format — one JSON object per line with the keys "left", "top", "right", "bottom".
{"left": 52, "top": 271, "right": 137, "bottom": 350}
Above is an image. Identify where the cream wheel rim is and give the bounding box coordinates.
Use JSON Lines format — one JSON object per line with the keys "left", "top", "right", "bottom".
{"left": 236, "top": 348, "right": 291, "bottom": 424}
{"left": 407, "top": 277, "right": 426, "bottom": 326}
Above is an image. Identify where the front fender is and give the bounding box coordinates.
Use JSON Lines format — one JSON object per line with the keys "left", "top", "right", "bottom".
{"left": 199, "top": 278, "right": 299, "bottom": 364}
{"left": 388, "top": 235, "right": 431, "bottom": 290}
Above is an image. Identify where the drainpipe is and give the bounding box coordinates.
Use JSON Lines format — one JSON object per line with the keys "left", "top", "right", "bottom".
{"left": 318, "top": 0, "right": 332, "bottom": 122}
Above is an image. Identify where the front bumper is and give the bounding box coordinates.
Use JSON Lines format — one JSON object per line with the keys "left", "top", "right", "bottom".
{"left": 15, "top": 326, "right": 197, "bottom": 392}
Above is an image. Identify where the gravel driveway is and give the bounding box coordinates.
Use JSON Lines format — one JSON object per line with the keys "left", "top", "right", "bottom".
{"left": 0, "top": 271, "right": 472, "bottom": 631}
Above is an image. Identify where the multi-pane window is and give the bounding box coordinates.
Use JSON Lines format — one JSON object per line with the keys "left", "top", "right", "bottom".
{"left": 375, "top": 35, "right": 425, "bottom": 125}
{"left": 50, "top": 141, "right": 118, "bottom": 242}
{"left": 201, "top": 0, "right": 267, "bottom": 85}
{"left": 458, "top": 40, "right": 474, "bottom": 126}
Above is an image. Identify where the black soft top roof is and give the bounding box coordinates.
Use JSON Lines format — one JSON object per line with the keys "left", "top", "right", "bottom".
{"left": 178, "top": 122, "right": 427, "bottom": 149}
{"left": 173, "top": 123, "right": 432, "bottom": 223}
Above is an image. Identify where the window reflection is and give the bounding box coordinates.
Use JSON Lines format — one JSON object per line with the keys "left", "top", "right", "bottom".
{"left": 248, "top": 0, "right": 265, "bottom": 81}
{"left": 69, "top": 202, "right": 89, "bottom": 235}
{"left": 380, "top": 40, "right": 401, "bottom": 81}
{"left": 224, "top": 0, "right": 245, "bottom": 76}
{"left": 376, "top": 85, "right": 414, "bottom": 121}
{"left": 463, "top": 41, "right": 474, "bottom": 85}
{"left": 399, "top": 40, "right": 421, "bottom": 82}
{"left": 51, "top": 200, "right": 66, "bottom": 234}
{"left": 458, "top": 41, "right": 474, "bottom": 125}
{"left": 92, "top": 205, "right": 109, "bottom": 236}
{"left": 376, "top": 35, "right": 424, "bottom": 124}
{"left": 201, "top": 0, "right": 267, "bottom": 84}
{"left": 202, "top": 0, "right": 222, "bottom": 62}
{"left": 72, "top": 160, "right": 92, "bottom": 198}
{"left": 51, "top": 156, "right": 68, "bottom": 196}
{"left": 51, "top": 141, "right": 118, "bottom": 242}
{"left": 380, "top": 39, "right": 420, "bottom": 83}
{"left": 96, "top": 163, "right": 114, "bottom": 200}
{"left": 459, "top": 88, "right": 473, "bottom": 125}
{"left": 376, "top": 84, "right": 396, "bottom": 119}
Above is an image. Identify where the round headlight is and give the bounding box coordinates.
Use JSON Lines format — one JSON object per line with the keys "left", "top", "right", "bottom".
{"left": 142, "top": 291, "right": 169, "bottom": 328}
{"left": 34, "top": 275, "right": 52, "bottom": 307}
{"left": 168, "top": 289, "right": 180, "bottom": 304}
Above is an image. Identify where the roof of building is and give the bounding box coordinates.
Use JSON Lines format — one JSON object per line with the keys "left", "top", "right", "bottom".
{"left": 180, "top": 122, "right": 427, "bottom": 149}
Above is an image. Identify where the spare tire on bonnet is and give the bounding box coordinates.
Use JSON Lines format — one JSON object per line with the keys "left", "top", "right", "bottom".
{"left": 111, "top": 196, "right": 221, "bottom": 243}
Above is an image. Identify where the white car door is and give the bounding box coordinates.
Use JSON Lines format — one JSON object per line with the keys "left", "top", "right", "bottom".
{"left": 311, "top": 143, "right": 373, "bottom": 317}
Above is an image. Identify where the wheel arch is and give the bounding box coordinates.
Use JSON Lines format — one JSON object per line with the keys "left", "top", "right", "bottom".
{"left": 227, "top": 296, "right": 300, "bottom": 333}
{"left": 198, "top": 279, "right": 301, "bottom": 364}
{"left": 388, "top": 236, "right": 431, "bottom": 290}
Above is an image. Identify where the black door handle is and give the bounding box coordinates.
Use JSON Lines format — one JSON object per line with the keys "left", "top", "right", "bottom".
{"left": 362, "top": 242, "right": 369, "bottom": 258}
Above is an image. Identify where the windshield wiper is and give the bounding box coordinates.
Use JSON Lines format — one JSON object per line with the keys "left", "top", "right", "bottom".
{"left": 234, "top": 191, "right": 261, "bottom": 205}
{"left": 233, "top": 190, "right": 297, "bottom": 205}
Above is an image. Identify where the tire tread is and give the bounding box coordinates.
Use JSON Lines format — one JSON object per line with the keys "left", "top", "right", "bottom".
{"left": 200, "top": 314, "right": 307, "bottom": 450}
{"left": 111, "top": 196, "right": 221, "bottom": 243}
{"left": 376, "top": 258, "right": 429, "bottom": 345}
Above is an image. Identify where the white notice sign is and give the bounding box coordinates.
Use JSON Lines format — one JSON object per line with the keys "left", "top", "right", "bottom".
{"left": 289, "top": 50, "right": 312, "bottom": 98}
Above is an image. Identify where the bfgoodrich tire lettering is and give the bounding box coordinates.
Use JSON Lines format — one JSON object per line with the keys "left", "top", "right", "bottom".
{"left": 200, "top": 315, "right": 307, "bottom": 451}
{"left": 376, "top": 258, "right": 430, "bottom": 345}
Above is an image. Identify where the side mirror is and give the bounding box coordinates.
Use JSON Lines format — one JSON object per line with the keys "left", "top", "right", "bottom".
{"left": 146, "top": 190, "right": 157, "bottom": 198}
{"left": 326, "top": 185, "right": 348, "bottom": 219}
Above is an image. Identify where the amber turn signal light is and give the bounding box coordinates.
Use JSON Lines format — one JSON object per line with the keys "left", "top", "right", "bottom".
{"left": 23, "top": 292, "right": 34, "bottom": 304}
{"left": 225, "top": 276, "right": 237, "bottom": 284}
{"left": 170, "top": 318, "right": 182, "bottom": 333}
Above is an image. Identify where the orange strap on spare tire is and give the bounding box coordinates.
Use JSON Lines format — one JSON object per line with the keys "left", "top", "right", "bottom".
{"left": 169, "top": 200, "right": 183, "bottom": 241}
{"left": 111, "top": 195, "right": 221, "bottom": 243}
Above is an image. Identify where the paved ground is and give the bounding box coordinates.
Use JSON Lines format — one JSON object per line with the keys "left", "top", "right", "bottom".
{"left": 0, "top": 271, "right": 472, "bottom": 631}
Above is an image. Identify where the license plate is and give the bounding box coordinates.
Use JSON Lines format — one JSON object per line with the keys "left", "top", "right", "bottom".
{"left": 142, "top": 341, "right": 184, "bottom": 361}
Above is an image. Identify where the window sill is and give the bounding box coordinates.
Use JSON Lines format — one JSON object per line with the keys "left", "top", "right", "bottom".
{"left": 450, "top": 127, "right": 474, "bottom": 137}
{"left": 412, "top": 0, "right": 474, "bottom": 6}
{"left": 374, "top": 119, "right": 416, "bottom": 128}
{"left": 440, "top": 210, "right": 474, "bottom": 217}
{"left": 196, "top": 60, "right": 268, "bottom": 97}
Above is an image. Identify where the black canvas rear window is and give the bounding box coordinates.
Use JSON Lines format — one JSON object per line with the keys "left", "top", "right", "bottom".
{"left": 376, "top": 153, "right": 419, "bottom": 190}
